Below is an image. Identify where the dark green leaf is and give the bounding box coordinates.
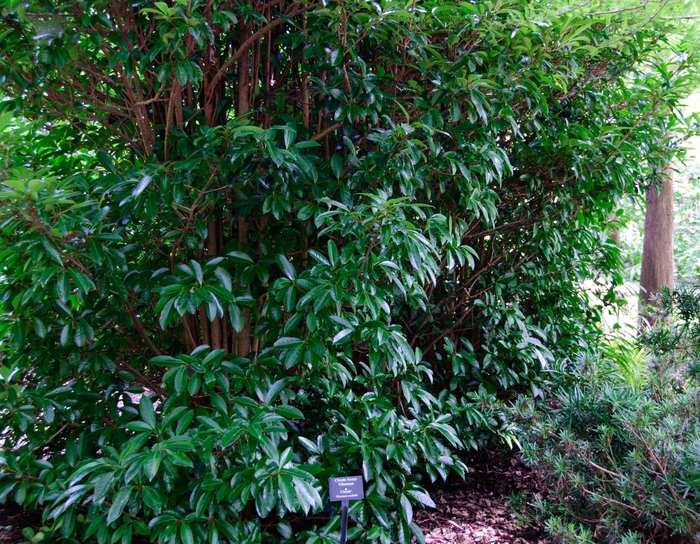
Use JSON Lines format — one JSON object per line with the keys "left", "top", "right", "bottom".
{"left": 330, "top": 154, "right": 343, "bottom": 179}
{"left": 68, "top": 269, "right": 95, "bottom": 294}
{"left": 107, "top": 486, "right": 132, "bottom": 525}
{"left": 275, "top": 254, "right": 296, "bottom": 280}
{"left": 96, "top": 151, "right": 116, "bottom": 174}
{"left": 274, "top": 405, "right": 304, "bottom": 419}
{"left": 227, "top": 251, "right": 253, "bottom": 263}
{"left": 159, "top": 298, "right": 175, "bottom": 329}
{"left": 274, "top": 337, "right": 303, "bottom": 348}
{"left": 255, "top": 479, "right": 276, "bottom": 517}
{"left": 332, "top": 328, "right": 353, "bottom": 344}
{"left": 283, "top": 342, "right": 304, "bottom": 369}
{"left": 56, "top": 272, "right": 70, "bottom": 303}
{"left": 278, "top": 476, "right": 295, "bottom": 512}
{"left": 150, "top": 354, "right": 180, "bottom": 365}
{"left": 400, "top": 494, "right": 413, "bottom": 524}
{"left": 142, "top": 487, "right": 163, "bottom": 511}
{"left": 293, "top": 478, "right": 321, "bottom": 514}
{"left": 214, "top": 267, "right": 232, "bottom": 291}
{"left": 133, "top": 174, "right": 153, "bottom": 197}
{"left": 175, "top": 64, "right": 188, "bottom": 85}
{"left": 140, "top": 396, "right": 157, "bottom": 430}
{"left": 191, "top": 260, "right": 204, "bottom": 285}
{"left": 180, "top": 522, "right": 195, "bottom": 544}
{"left": 263, "top": 378, "right": 288, "bottom": 405}
{"left": 144, "top": 452, "right": 161, "bottom": 481}
{"left": 229, "top": 303, "right": 244, "bottom": 333}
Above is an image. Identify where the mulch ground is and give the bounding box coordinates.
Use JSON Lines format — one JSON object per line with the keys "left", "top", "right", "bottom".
{"left": 0, "top": 452, "right": 548, "bottom": 544}
{"left": 415, "top": 451, "right": 548, "bottom": 544}
{"left": 0, "top": 502, "right": 40, "bottom": 544}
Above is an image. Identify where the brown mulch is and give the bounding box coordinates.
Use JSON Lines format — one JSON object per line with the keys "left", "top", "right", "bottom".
{"left": 415, "top": 452, "right": 548, "bottom": 544}
{"left": 0, "top": 452, "right": 548, "bottom": 543}
{"left": 0, "top": 502, "right": 41, "bottom": 544}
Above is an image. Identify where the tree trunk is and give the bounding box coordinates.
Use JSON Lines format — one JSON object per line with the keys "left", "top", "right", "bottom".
{"left": 639, "top": 166, "right": 674, "bottom": 324}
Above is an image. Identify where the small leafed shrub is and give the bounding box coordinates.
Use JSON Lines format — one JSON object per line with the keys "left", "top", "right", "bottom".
{"left": 515, "top": 286, "right": 700, "bottom": 543}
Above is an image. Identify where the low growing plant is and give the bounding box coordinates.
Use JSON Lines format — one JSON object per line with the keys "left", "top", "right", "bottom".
{"left": 515, "top": 286, "right": 700, "bottom": 543}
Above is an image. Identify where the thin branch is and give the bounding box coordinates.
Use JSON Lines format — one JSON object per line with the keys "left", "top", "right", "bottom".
{"left": 124, "top": 298, "right": 162, "bottom": 357}
{"left": 585, "top": 1, "right": 652, "bottom": 16}
{"left": 661, "top": 14, "right": 700, "bottom": 20}
{"left": 134, "top": 96, "right": 167, "bottom": 107}
{"left": 578, "top": 487, "right": 673, "bottom": 530}
{"left": 556, "top": 0, "right": 594, "bottom": 16}
{"left": 171, "top": 158, "right": 224, "bottom": 263}
{"left": 117, "top": 358, "right": 167, "bottom": 399}
{"left": 205, "top": 5, "right": 301, "bottom": 104}
{"left": 311, "top": 121, "right": 343, "bottom": 142}
{"left": 32, "top": 423, "right": 68, "bottom": 452}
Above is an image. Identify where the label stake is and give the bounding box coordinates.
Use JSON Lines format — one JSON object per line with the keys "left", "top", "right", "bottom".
{"left": 328, "top": 476, "right": 365, "bottom": 544}
{"left": 339, "top": 499, "right": 349, "bottom": 544}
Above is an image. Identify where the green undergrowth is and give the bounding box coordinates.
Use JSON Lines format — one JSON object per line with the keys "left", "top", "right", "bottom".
{"left": 513, "top": 286, "right": 700, "bottom": 543}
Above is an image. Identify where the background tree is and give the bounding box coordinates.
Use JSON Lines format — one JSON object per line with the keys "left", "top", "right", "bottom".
{"left": 640, "top": 165, "right": 675, "bottom": 321}
{"left": 1, "top": 0, "right": 699, "bottom": 543}
{"left": 636, "top": 0, "right": 700, "bottom": 323}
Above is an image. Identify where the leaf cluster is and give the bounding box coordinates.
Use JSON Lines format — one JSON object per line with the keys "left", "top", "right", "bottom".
{"left": 1, "top": 0, "right": 700, "bottom": 542}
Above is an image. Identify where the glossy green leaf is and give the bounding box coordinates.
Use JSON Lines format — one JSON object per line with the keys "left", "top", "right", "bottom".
{"left": 180, "top": 522, "right": 195, "bottom": 544}
{"left": 68, "top": 269, "right": 95, "bottom": 294}
{"left": 330, "top": 154, "right": 343, "bottom": 179}
{"left": 107, "top": 486, "right": 132, "bottom": 525}
{"left": 255, "top": 479, "right": 276, "bottom": 517}
{"left": 293, "top": 478, "right": 321, "bottom": 514}
{"left": 332, "top": 328, "right": 353, "bottom": 344}
{"left": 133, "top": 174, "right": 153, "bottom": 197}
{"left": 274, "top": 404, "right": 303, "bottom": 419}
{"left": 275, "top": 254, "right": 296, "bottom": 281}
{"left": 140, "top": 395, "right": 157, "bottom": 429}
{"left": 228, "top": 303, "right": 243, "bottom": 332}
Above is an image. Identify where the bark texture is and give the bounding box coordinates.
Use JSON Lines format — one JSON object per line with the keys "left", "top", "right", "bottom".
{"left": 640, "top": 167, "right": 674, "bottom": 319}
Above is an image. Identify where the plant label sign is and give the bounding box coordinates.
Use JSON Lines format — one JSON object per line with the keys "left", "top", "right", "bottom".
{"left": 328, "top": 476, "right": 364, "bottom": 502}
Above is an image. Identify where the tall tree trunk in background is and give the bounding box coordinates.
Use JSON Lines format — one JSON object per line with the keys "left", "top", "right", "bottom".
{"left": 640, "top": 166, "right": 674, "bottom": 325}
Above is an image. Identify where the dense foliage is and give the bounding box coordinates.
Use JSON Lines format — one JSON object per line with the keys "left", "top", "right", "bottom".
{"left": 1, "top": 0, "right": 698, "bottom": 542}
{"left": 516, "top": 286, "right": 700, "bottom": 543}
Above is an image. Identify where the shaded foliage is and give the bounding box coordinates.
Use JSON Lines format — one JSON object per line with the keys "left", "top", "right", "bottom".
{"left": 516, "top": 286, "right": 700, "bottom": 543}
{"left": 0, "top": 0, "right": 699, "bottom": 542}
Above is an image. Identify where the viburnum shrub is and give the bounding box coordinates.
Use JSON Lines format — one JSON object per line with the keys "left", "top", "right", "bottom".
{"left": 1, "top": 0, "right": 699, "bottom": 542}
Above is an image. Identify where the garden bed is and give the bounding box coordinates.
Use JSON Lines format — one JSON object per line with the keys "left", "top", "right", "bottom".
{"left": 0, "top": 451, "right": 548, "bottom": 544}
